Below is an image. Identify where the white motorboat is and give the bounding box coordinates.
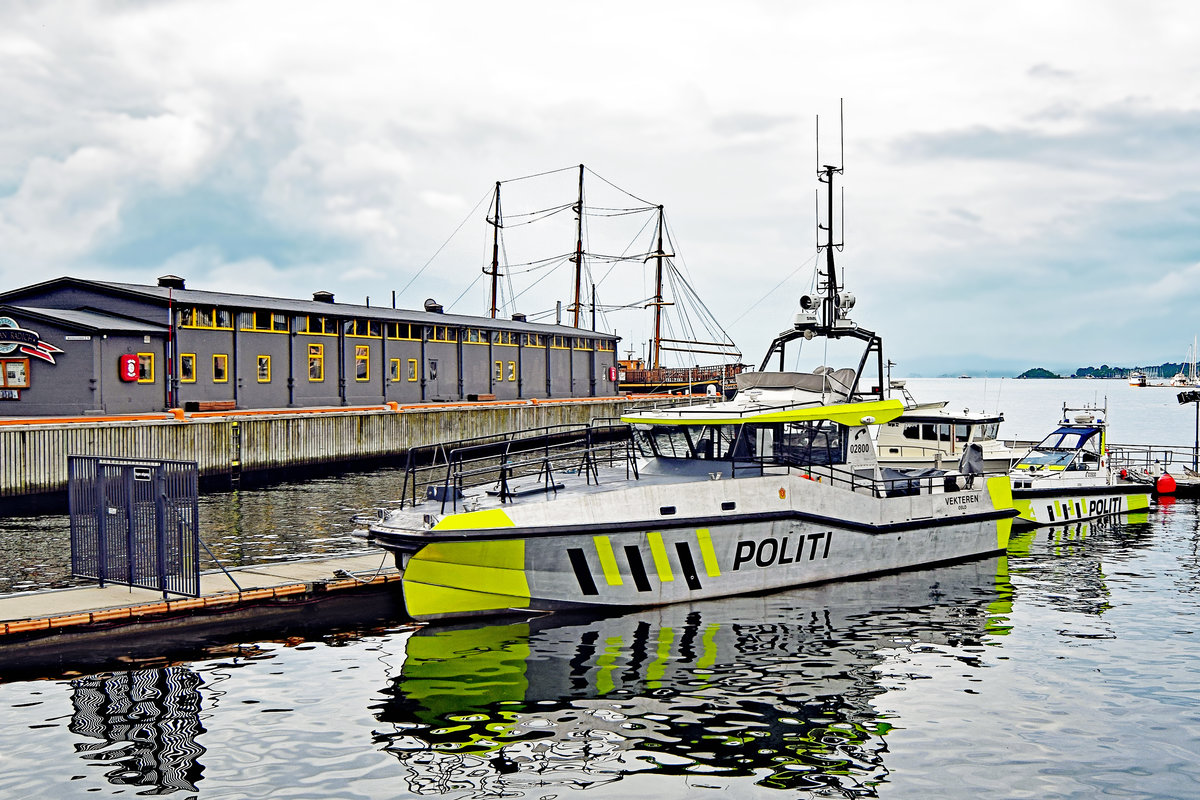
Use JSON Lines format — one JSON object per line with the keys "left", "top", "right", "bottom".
{"left": 1009, "top": 403, "right": 1151, "bottom": 527}
{"left": 876, "top": 381, "right": 1021, "bottom": 472}
{"left": 366, "top": 160, "right": 1018, "bottom": 621}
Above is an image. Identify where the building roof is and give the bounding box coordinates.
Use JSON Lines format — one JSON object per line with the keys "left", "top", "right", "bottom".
{"left": 2, "top": 305, "right": 168, "bottom": 334}
{"left": 0, "top": 277, "right": 620, "bottom": 340}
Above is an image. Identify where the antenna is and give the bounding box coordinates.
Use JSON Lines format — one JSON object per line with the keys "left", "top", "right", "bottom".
{"left": 815, "top": 99, "right": 845, "bottom": 330}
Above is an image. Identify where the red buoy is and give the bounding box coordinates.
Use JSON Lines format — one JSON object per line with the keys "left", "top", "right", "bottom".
{"left": 1157, "top": 473, "right": 1177, "bottom": 495}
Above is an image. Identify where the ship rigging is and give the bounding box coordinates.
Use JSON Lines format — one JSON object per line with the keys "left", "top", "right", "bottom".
{"left": 472, "top": 164, "right": 744, "bottom": 395}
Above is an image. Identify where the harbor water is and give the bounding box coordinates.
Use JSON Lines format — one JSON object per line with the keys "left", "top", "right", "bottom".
{"left": 2, "top": 378, "right": 1199, "bottom": 798}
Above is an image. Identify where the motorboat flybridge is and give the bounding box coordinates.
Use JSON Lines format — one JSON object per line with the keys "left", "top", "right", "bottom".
{"left": 1009, "top": 403, "right": 1151, "bottom": 527}
{"left": 367, "top": 161, "right": 1018, "bottom": 621}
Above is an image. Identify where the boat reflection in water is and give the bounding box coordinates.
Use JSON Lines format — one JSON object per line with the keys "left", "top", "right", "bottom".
{"left": 372, "top": 558, "right": 1013, "bottom": 796}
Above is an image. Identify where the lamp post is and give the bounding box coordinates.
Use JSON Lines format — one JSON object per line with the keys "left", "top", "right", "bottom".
{"left": 1178, "top": 390, "right": 1200, "bottom": 470}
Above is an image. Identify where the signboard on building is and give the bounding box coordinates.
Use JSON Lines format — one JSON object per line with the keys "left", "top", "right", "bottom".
{"left": 0, "top": 317, "right": 63, "bottom": 364}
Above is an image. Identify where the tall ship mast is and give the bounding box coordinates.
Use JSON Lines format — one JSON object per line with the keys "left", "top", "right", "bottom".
{"left": 481, "top": 165, "right": 744, "bottom": 396}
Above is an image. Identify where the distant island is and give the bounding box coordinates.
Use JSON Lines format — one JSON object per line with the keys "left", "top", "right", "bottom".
{"left": 1003, "top": 362, "right": 1190, "bottom": 380}
{"left": 1017, "top": 367, "right": 1061, "bottom": 379}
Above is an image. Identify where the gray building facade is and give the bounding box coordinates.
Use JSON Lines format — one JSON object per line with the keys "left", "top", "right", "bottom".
{"left": 0, "top": 276, "right": 621, "bottom": 417}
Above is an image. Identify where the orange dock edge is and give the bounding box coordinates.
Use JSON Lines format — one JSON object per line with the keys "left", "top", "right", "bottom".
{"left": 0, "top": 573, "right": 403, "bottom": 639}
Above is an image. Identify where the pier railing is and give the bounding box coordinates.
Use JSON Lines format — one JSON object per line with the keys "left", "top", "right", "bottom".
{"left": 1108, "top": 443, "right": 1200, "bottom": 478}
{"left": 397, "top": 420, "right": 637, "bottom": 513}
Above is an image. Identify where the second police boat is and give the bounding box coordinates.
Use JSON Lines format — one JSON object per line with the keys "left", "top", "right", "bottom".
{"left": 1009, "top": 402, "right": 1152, "bottom": 527}
{"left": 367, "top": 161, "right": 1019, "bottom": 621}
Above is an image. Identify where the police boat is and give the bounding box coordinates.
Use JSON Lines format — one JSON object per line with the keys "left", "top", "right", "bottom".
{"left": 1009, "top": 403, "right": 1152, "bottom": 528}
{"left": 365, "top": 162, "right": 1018, "bottom": 621}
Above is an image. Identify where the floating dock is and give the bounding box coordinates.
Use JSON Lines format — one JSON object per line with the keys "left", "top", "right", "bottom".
{"left": 0, "top": 551, "right": 406, "bottom": 678}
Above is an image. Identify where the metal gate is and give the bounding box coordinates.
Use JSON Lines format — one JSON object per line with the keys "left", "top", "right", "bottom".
{"left": 68, "top": 456, "right": 200, "bottom": 598}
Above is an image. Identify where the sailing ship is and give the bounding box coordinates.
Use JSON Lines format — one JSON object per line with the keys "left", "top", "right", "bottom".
{"left": 366, "top": 140, "right": 1018, "bottom": 621}
{"left": 477, "top": 165, "right": 745, "bottom": 397}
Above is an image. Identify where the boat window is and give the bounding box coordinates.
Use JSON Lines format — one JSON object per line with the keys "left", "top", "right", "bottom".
{"left": 919, "top": 423, "right": 950, "bottom": 441}
{"left": 635, "top": 424, "right": 737, "bottom": 460}
{"left": 955, "top": 424, "right": 970, "bottom": 442}
{"left": 902, "top": 424, "right": 921, "bottom": 440}
{"left": 975, "top": 422, "right": 999, "bottom": 441}
{"left": 774, "top": 420, "right": 847, "bottom": 466}
{"left": 636, "top": 421, "right": 845, "bottom": 466}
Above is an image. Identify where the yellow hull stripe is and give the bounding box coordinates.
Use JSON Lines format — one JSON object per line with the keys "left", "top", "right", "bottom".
{"left": 986, "top": 475, "right": 1014, "bottom": 550}
{"left": 1128, "top": 493, "right": 1150, "bottom": 511}
{"left": 696, "top": 528, "right": 721, "bottom": 576}
{"left": 647, "top": 531, "right": 674, "bottom": 582}
{"left": 593, "top": 535, "right": 623, "bottom": 585}
{"left": 432, "top": 508, "right": 516, "bottom": 531}
{"left": 403, "top": 539, "right": 530, "bottom": 617}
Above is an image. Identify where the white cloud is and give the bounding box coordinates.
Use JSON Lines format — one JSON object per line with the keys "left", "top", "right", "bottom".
{"left": 3, "top": 0, "right": 1200, "bottom": 369}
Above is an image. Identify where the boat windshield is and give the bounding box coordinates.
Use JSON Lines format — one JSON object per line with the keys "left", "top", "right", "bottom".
{"left": 635, "top": 420, "right": 847, "bottom": 467}
{"left": 1016, "top": 426, "right": 1102, "bottom": 470}
{"left": 974, "top": 422, "right": 1000, "bottom": 441}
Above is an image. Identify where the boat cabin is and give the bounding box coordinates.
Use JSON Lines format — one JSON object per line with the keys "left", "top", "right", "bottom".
{"left": 633, "top": 417, "right": 849, "bottom": 476}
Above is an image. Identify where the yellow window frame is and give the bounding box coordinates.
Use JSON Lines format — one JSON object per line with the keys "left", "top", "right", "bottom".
{"left": 137, "top": 352, "right": 155, "bottom": 383}
{"left": 213, "top": 354, "right": 229, "bottom": 383}
{"left": 308, "top": 343, "right": 324, "bottom": 382}
{"left": 180, "top": 353, "right": 197, "bottom": 383}
{"left": 355, "top": 344, "right": 370, "bottom": 381}
{"left": 256, "top": 354, "right": 271, "bottom": 383}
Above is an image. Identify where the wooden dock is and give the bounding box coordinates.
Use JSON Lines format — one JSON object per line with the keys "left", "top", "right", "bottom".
{"left": 0, "top": 394, "right": 663, "bottom": 500}
{"left": 0, "top": 551, "right": 408, "bottom": 678}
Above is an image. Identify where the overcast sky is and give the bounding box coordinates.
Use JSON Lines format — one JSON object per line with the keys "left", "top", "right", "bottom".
{"left": 3, "top": 1, "right": 1199, "bottom": 376}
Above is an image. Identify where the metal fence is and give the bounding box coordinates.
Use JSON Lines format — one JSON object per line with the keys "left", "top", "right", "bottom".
{"left": 68, "top": 456, "right": 201, "bottom": 598}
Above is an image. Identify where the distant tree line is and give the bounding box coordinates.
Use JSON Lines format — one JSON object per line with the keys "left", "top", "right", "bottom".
{"left": 1073, "top": 363, "right": 1185, "bottom": 378}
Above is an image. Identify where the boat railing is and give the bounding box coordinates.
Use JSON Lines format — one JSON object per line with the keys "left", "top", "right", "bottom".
{"left": 1108, "top": 443, "right": 1200, "bottom": 477}
{"left": 397, "top": 420, "right": 638, "bottom": 513}
{"left": 751, "top": 459, "right": 1005, "bottom": 498}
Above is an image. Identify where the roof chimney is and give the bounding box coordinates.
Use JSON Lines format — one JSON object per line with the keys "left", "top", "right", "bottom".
{"left": 511, "top": 312, "right": 527, "bottom": 322}
{"left": 424, "top": 298, "right": 444, "bottom": 314}
{"left": 157, "top": 274, "right": 185, "bottom": 289}
{"left": 312, "top": 290, "right": 335, "bottom": 303}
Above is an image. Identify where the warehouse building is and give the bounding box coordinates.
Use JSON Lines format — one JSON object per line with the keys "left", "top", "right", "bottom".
{"left": 0, "top": 276, "right": 621, "bottom": 416}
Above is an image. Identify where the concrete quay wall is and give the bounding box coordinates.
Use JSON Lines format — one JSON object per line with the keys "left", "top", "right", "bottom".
{"left": 0, "top": 396, "right": 660, "bottom": 499}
